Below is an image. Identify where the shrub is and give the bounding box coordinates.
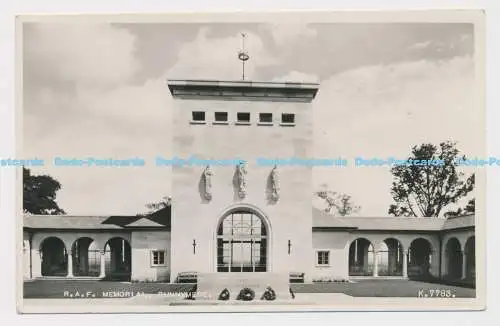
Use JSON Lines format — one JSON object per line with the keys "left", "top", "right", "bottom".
{"left": 312, "top": 276, "right": 349, "bottom": 283}
{"left": 236, "top": 287, "right": 255, "bottom": 301}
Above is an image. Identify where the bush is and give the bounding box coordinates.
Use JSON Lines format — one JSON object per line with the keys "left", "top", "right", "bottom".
{"left": 312, "top": 276, "right": 349, "bottom": 283}
{"left": 236, "top": 287, "right": 255, "bottom": 301}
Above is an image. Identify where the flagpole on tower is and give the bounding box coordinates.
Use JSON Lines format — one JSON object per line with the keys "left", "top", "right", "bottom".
{"left": 238, "top": 33, "right": 250, "bottom": 80}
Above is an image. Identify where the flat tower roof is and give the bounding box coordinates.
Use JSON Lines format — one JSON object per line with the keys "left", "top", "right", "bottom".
{"left": 166, "top": 79, "right": 320, "bottom": 102}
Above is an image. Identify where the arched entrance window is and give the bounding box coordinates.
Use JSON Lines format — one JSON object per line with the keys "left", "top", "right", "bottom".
{"left": 71, "top": 237, "right": 100, "bottom": 277}
{"left": 408, "top": 238, "right": 433, "bottom": 277}
{"left": 348, "top": 238, "right": 375, "bottom": 276}
{"left": 379, "top": 238, "right": 404, "bottom": 276}
{"left": 216, "top": 210, "right": 268, "bottom": 272}
{"left": 464, "top": 236, "right": 475, "bottom": 280}
{"left": 445, "top": 237, "right": 462, "bottom": 280}
{"left": 40, "top": 237, "right": 68, "bottom": 277}
{"left": 104, "top": 237, "right": 131, "bottom": 281}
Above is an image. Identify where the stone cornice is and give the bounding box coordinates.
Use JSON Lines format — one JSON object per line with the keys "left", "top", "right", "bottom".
{"left": 166, "top": 79, "right": 320, "bottom": 103}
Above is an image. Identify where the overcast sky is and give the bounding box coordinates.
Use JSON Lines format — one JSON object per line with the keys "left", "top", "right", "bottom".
{"left": 22, "top": 21, "right": 480, "bottom": 216}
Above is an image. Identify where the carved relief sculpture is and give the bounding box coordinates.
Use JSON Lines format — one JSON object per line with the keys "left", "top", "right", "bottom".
{"left": 270, "top": 165, "right": 280, "bottom": 201}
{"left": 203, "top": 165, "right": 213, "bottom": 200}
{"left": 237, "top": 161, "right": 248, "bottom": 199}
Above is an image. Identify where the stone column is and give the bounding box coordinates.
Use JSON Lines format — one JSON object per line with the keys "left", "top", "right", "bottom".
{"left": 462, "top": 251, "right": 467, "bottom": 279}
{"left": 67, "top": 252, "right": 73, "bottom": 278}
{"left": 402, "top": 250, "right": 408, "bottom": 278}
{"left": 373, "top": 250, "right": 379, "bottom": 277}
{"left": 99, "top": 250, "right": 106, "bottom": 278}
{"left": 31, "top": 249, "right": 42, "bottom": 278}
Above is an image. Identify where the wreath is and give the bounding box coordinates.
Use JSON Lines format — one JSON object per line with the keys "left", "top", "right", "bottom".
{"left": 218, "top": 288, "right": 230, "bottom": 301}
{"left": 237, "top": 287, "right": 255, "bottom": 301}
{"left": 260, "top": 286, "right": 276, "bottom": 301}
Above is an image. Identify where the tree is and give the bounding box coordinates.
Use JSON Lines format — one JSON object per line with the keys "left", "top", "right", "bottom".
{"left": 23, "top": 167, "right": 66, "bottom": 215}
{"left": 388, "top": 141, "right": 474, "bottom": 218}
{"left": 445, "top": 198, "right": 475, "bottom": 217}
{"left": 145, "top": 196, "right": 172, "bottom": 213}
{"left": 315, "top": 185, "right": 361, "bottom": 216}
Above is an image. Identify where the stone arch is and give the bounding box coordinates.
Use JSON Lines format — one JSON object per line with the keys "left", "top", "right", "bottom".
{"left": 408, "top": 238, "right": 433, "bottom": 278}
{"left": 445, "top": 237, "right": 462, "bottom": 280}
{"left": 348, "top": 238, "right": 375, "bottom": 276}
{"left": 378, "top": 237, "right": 404, "bottom": 276}
{"left": 464, "top": 236, "right": 475, "bottom": 280}
{"left": 103, "top": 237, "right": 131, "bottom": 281}
{"left": 71, "top": 237, "right": 100, "bottom": 277}
{"left": 215, "top": 204, "right": 270, "bottom": 273}
{"left": 39, "top": 236, "right": 68, "bottom": 276}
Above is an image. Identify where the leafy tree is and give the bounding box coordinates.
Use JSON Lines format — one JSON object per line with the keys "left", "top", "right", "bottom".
{"left": 23, "top": 167, "right": 66, "bottom": 215}
{"left": 145, "top": 196, "right": 172, "bottom": 213}
{"left": 315, "top": 185, "right": 361, "bottom": 216}
{"left": 388, "top": 141, "right": 474, "bottom": 217}
{"left": 445, "top": 198, "right": 475, "bottom": 217}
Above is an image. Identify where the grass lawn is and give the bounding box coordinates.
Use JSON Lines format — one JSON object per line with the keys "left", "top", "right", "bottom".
{"left": 23, "top": 279, "right": 475, "bottom": 299}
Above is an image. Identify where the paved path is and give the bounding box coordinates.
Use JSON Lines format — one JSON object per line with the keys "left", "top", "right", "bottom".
{"left": 23, "top": 279, "right": 475, "bottom": 299}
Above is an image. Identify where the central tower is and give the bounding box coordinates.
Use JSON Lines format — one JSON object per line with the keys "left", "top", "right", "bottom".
{"left": 166, "top": 35, "right": 320, "bottom": 283}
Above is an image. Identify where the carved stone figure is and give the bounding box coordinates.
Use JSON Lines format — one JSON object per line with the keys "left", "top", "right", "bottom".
{"left": 237, "top": 161, "right": 247, "bottom": 199}
{"left": 270, "top": 165, "right": 280, "bottom": 201}
{"left": 203, "top": 165, "right": 213, "bottom": 200}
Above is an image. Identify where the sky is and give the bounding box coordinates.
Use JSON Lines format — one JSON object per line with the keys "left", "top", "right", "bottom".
{"left": 22, "top": 21, "right": 481, "bottom": 216}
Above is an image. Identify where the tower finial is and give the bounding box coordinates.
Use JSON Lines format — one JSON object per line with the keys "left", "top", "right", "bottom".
{"left": 238, "top": 33, "right": 250, "bottom": 80}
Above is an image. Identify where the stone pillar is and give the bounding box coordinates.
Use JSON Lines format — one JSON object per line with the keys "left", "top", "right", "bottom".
{"left": 99, "top": 250, "right": 106, "bottom": 278}
{"left": 373, "top": 250, "right": 379, "bottom": 277}
{"left": 402, "top": 250, "right": 408, "bottom": 278}
{"left": 363, "top": 246, "right": 369, "bottom": 270}
{"left": 31, "top": 249, "right": 42, "bottom": 278}
{"left": 462, "top": 251, "right": 467, "bottom": 279}
{"left": 67, "top": 252, "right": 73, "bottom": 277}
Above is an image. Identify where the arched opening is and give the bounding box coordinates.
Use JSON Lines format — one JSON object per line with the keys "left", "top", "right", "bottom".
{"left": 40, "top": 237, "right": 68, "bottom": 276}
{"left": 348, "top": 238, "right": 375, "bottom": 276}
{"left": 464, "top": 236, "right": 475, "bottom": 280}
{"left": 104, "top": 237, "right": 131, "bottom": 281}
{"left": 379, "top": 238, "right": 404, "bottom": 276}
{"left": 216, "top": 209, "right": 268, "bottom": 272}
{"left": 408, "top": 238, "right": 432, "bottom": 278}
{"left": 71, "top": 237, "right": 100, "bottom": 277}
{"left": 445, "top": 237, "right": 462, "bottom": 279}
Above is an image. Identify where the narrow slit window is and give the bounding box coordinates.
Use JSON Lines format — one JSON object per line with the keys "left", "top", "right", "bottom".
{"left": 215, "top": 112, "right": 228, "bottom": 122}
{"left": 237, "top": 112, "right": 251, "bottom": 123}
{"left": 192, "top": 111, "right": 206, "bottom": 122}
{"left": 281, "top": 113, "right": 295, "bottom": 124}
{"left": 259, "top": 113, "right": 273, "bottom": 123}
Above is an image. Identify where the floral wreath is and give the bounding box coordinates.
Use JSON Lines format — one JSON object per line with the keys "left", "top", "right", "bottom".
{"left": 218, "top": 288, "right": 230, "bottom": 301}
{"left": 260, "top": 286, "right": 276, "bottom": 301}
{"left": 237, "top": 287, "right": 255, "bottom": 301}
